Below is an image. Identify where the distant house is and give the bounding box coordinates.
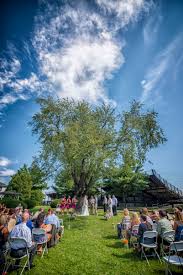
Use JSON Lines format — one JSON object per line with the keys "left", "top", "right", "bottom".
{"left": 0, "top": 182, "right": 7, "bottom": 199}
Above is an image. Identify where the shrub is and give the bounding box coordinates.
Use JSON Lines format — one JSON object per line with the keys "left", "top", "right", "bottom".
{"left": 23, "top": 199, "right": 37, "bottom": 209}
{"left": 50, "top": 199, "right": 60, "bottom": 208}
{"left": 1, "top": 198, "right": 20, "bottom": 208}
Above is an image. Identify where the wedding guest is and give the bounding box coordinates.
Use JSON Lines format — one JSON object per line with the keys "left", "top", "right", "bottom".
{"left": 94, "top": 195, "right": 98, "bottom": 216}
{"left": 71, "top": 196, "right": 77, "bottom": 212}
{"left": 138, "top": 215, "right": 152, "bottom": 245}
{"left": 60, "top": 196, "right": 66, "bottom": 215}
{"left": 108, "top": 195, "right": 113, "bottom": 218}
{"left": 150, "top": 210, "right": 159, "bottom": 223}
{"left": 45, "top": 209, "right": 60, "bottom": 229}
{"left": 142, "top": 208, "right": 153, "bottom": 227}
{"left": 0, "top": 215, "right": 9, "bottom": 251}
{"left": 89, "top": 196, "right": 95, "bottom": 215}
{"left": 173, "top": 211, "right": 183, "bottom": 241}
{"left": 34, "top": 212, "right": 52, "bottom": 253}
{"left": 127, "top": 212, "right": 140, "bottom": 240}
{"left": 112, "top": 195, "right": 118, "bottom": 216}
{"left": 117, "top": 208, "right": 131, "bottom": 239}
{"left": 32, "top": 208, "right": 44, "bottom": 221}
{"left": 103, "top": 195, "right": 108, "bottom": 214}
{"left": 157, "top": 210, "right": 173, "bottom": 251}
{"left": 10, "top": 212, "right": 36, "bottom": 269}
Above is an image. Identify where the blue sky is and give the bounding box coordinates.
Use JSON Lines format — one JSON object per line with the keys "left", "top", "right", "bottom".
{"left": 0, "top": 0, "right": 183, "bottom": 189}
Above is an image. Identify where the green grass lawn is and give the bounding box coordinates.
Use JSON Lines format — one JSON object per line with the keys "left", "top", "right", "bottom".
{"left": 15, "top": 212, "right": 182, "bottom": 275}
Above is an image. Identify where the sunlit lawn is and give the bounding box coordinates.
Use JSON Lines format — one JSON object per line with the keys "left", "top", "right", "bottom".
{"left": 12, "top": 211, "right": 182, "bottom": 275}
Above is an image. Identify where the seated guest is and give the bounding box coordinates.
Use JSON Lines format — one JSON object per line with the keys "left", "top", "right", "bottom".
{"left": 138, "top": 215, "right": 152, "bottom": 245}
{"left": 45, "top": 209, "right": 60, "bottom": 229}
{"left": 16, "top": 209, "right": 33, "bottom": 231}
{"left": 173, "top": 211, "right": 183, "bottom": 241}
{"left": 157, "top": 210, "right": 173, "bottom": 251}
{"left": 35, "top": 212, "right": 52, "bottom": 238}
{"left": 150, "top": 210, "right": 159, "bottom": 223}
{"left": 117, "top": 208, "right": 131, "bottom": 239}
{"left": 131, "top": 212, "right": 140, "bottom": 228}
{"left": 32, "top": 208, "right": 44, "bottom": 221}
{"left": 0, "top": 215, "right": 9, "bottom": 251}
{"left": 127, "top": 212, "right": 140, "bottom": 240}
{"left": 34, "top": 212, "right": 52, "bottom": 253}
{"left": 10, "top": 212, "right": 36, "bottom": 269}
{"left": 7, "top": 209, "right": 16, "bottom": 233}
{"left": 24, "top": 209, "right": 33, "bottom": 231}
{"left": 142, "top": 208, "right": 153, "bottom": 227}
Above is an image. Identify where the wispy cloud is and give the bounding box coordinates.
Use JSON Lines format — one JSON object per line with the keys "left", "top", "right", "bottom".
{"left": 0, "top": 0, "right": 152, "bottom": 110}
{"left": 140, "top": 33, "right": 183, "bottom": 103}
{"left": 0, "top": 156, "right": 12, "bottom": 167}
{"left": 0, "top": 168, "right": 16, "bottom": 177}
{"left": 143, "top": 6, "right": 162, "bottom": 45}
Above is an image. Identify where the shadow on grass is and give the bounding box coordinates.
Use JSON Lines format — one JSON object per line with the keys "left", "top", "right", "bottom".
{"left": 106, "top": 241, "right": 123, "bottom": 249}
{"left": 103, "top": 234, "right": 118, "bottom": 240}
{"left": 112, "top": 251, "right": 140, "bottom": 261}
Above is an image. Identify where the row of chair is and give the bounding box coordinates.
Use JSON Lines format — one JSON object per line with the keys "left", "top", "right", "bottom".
{"left": 2, "top": 225, "right": 64, "bottom": 274}
{"left": 129, "top": 227, "right": 183, "bottom": 274}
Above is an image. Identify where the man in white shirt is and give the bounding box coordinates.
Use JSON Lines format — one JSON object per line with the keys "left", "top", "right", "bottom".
{"left": 112, "top": 195, "right": 118, "bottom": 216}
{"left": 10, "top": 212, "right": 36, "bottom": 269}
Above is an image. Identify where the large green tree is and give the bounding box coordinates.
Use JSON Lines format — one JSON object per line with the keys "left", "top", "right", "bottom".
{"left": 30, "top": 97, "right": 116, "bottom": 197}
{"left": 30, "top": 98, "right": 166, "bottom": 199}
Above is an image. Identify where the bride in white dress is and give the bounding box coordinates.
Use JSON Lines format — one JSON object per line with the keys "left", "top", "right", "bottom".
{"left": 81, "top": 195, "right": 89, "bottom": 216}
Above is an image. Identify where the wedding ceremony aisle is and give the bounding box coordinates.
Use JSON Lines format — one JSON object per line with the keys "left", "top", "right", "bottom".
{"left": 19, "top": 213, "right": 177, "bottom": 275}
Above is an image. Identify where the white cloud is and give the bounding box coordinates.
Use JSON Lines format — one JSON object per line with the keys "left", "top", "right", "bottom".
{"left": 140, "top": 33, "right": 183, "bottom": 103}
{"left": 0, "top": 168, "right": 16, "bottom": 177}
{"left": 96, "top": 0, "right": 151, "bottom": 29}
{"left": 0, "top": 0, "right": 151, "bottom": 110}
{"left": 0, "top": 157, "right": 12, "bottom": 167}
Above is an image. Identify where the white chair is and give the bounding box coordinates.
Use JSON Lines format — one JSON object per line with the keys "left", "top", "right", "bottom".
{"left": 163, "top": 241, "right": 183, "bottom": 275}
{"left": 3, "top": 237, "right": 30, "bottom": 275}
{"left": 152, "top": 223, "right": 157, "bottom": 231}
{"left": 32, "top": 228, "right": 48, "bottom": 258}
{"left": 130, "top": 225, "right": 139, "bottom": 248}
{"left": 140, "top": 230, "right": 161, "bottom": 266}
{"left": 161, "top": 230, "right": 175, "bottom": 256}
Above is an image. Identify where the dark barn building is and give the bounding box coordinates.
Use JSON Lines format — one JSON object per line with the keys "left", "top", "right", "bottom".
{"left": 123, "top": 170, "right": 183, "bottom": 207}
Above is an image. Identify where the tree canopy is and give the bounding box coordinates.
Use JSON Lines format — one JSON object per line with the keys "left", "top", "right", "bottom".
{"left": 30, "top": 97, "right": 167, "bottom": 197}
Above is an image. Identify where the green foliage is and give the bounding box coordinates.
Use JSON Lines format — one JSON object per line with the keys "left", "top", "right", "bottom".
{"left": 30, "top": 98, "right": 166, "bottom": 198}
{"left": 7, "top": 164, "right": 32, "bottom": 200}
{"left": 50, "top": 199, "right": 60, "bottom": 208}
{"left": 105, "top": 165, "right": 148, "bottom": 201}
{"left": 1, "top": 198, "right": 20, "bottom": 208}
{"left": 53, "top": 169, "right": 74, "bottom": 196}
{"left": 29, "top": 160, "right": 47, "bottom": 190}
{"left": 23, "top": 199, "right": 37, "bottom": 209}
{"left": 118, "top": 101, "right": 167, "bottom": 170}
{"left": 7, "top": 161, "right": 47, "bottom": 206}
{"left": 30, "top": 98, "right": 116, "bottom": 197}
{"left": 30, "top": 189, "right": 45, "bottom": 205}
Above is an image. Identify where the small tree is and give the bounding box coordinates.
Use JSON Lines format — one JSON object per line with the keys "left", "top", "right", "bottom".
{"left": 7, "top": 165, "right": 32, "bottom": 200}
